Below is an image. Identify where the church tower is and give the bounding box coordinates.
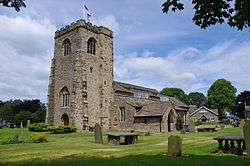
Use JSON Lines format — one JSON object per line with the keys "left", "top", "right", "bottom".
{"left": 46, "top": 20, "right": 114, "bottom": 130}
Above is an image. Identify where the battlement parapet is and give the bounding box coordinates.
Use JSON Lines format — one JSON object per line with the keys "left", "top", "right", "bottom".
{"left": 55, "top": 19, "right": 113, "bottom": 38}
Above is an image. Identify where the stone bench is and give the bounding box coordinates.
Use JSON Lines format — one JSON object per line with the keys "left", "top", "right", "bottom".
{"left": 107, "top": 131, "right": 138, "bottom": 145}
{"left": 214, "top": 134, "right": 246, "bottom": 155}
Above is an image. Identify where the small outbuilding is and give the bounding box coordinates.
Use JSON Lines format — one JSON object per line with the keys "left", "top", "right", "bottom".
{"left": 190, "top": 106, "right": 219, "bottom": 123}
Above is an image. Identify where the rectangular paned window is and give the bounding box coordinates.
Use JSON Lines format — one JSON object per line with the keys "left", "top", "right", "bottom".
{"left": 134, "top": 89, "right": 149, "bottom": 99}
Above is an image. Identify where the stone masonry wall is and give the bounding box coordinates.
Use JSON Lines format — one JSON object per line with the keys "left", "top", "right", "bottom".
{"left": 111, "top": 95, "right": 178, "bottom": 133}
{"left": 47, "top": 20, "right": 113, "bottom": 131}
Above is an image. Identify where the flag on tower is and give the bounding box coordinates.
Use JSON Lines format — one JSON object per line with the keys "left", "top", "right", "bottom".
{"left": 83, "top": 4, "right": 92, "bottom": 20}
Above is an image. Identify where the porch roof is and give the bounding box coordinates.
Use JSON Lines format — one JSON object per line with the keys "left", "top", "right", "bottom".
{"left": 134, "top": 101, "right": 172, "bottom": 117}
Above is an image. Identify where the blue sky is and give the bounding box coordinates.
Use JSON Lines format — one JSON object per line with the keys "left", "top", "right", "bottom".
{"left": 0, "top": 0, "right": 250, "bottom": 102}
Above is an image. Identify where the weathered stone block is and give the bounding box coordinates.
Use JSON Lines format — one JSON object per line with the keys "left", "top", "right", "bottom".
{"left": 243, "top": 120, "right": 250, "bottom": 156}
{"left": 168, "top": 135, "right": 182, "bottom": 157}
{"left": 240, "top": 119, "right": 245, "bottom": 128}
{"left": 95, "top": 123, "right": 103, "bottom": 144}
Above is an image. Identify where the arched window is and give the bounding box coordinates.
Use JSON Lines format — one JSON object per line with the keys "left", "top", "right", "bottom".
{"left": 87, "top": 37, "right": 96, "bottom": 55}
{"left": 60, "top": 87, "right": 70, "bottom": 107}
{"left": 63, "top": 38, "right": 71, "bottom": 56}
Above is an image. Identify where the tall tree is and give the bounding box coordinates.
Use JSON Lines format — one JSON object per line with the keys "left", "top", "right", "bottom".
{"left": 160, "top": 87, "right": 190, "bottom": 104}
{"left": 0, "top": 0, "right": 26, "bottom": 12}
{"left": 14, "top": 111, "right": 31, "bottom": 126}
{"left": 188, "top": 92, "right": 206, "bottom": 107}
{"left": 207, "top": 79, "right": 237, "bottom": 120}
{"left": 234, "top": 91, "right": 250, "bottom": 119}
{"left": 31, "top": 105, "right": 46, "bottom": 123}
{"left": 162, "top": 0, "right": 250, "bottom": 31}
{"left": 19, "top": 99, "right": 44, "bottom": 113}
{"left": 0, "top": 100, "right": 22, "bottom": 122}
{"left": 0, "top": 99, "right": 46, "bottom": 124}
{"left": 0, "top": 100, "right": 3, "bottom": 106}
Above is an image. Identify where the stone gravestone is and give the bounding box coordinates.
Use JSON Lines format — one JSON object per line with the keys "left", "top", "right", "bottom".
{"left": 243, "top": 120, "right": 250, "bottom": 156}
{"left": 94, "top": 123, "right": 103, "bottom": 144}
{"left": 168, "top": 135, "right": 182, "bottom": 157}
{"left": 240, "top": 119, "right": 245, "bottom": 128}
{"left": 27, "top": 120, "right": 31, "bottom": 126}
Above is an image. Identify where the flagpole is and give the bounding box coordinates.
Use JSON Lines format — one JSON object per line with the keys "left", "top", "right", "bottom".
{"left": 83, "top": 1, "right": 91, "bottom": 23}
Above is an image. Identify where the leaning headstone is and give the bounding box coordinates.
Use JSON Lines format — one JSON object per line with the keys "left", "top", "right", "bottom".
{"left": 168, "top": 135, "right": 182, "bottom": 157}
{"left": 243, "top": 120, "right": 250, "bottom": 156}
{"left": 94, "top": 123, "right": 103, "bottom": 144}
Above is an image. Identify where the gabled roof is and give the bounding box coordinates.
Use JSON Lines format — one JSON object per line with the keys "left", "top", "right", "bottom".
{"left": 190, "top": 106, "right": 219, "bottom": 116}
{"left": 134, "top": 101, "right": 172, "bottom": 117}
{"left": 113, "top": 81, "right": 158, "bottom": 94}
{"left": 168, "top": 97, "right": 189, "bottom": 111}
{"left": 188, "top": 105, "right": 197, "bottom": 114}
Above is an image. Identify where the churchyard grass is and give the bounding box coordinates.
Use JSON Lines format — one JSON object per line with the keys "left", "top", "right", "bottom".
{"left": 0, "top": 127, "right": 249, "bottom": 166}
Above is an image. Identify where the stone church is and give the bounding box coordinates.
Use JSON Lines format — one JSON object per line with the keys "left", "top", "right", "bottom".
{"left": 46, "top": 19, "right": 191, "bottom": 132}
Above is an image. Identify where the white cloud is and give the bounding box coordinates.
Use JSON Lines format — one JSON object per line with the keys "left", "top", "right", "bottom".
{"left": 114, "top": 40, "right": 250, "bottom": 94}
{"left": 123, "top": 31, "right": 188, "bottom": 44}
{"left": 94, "top": 15, "right": 120, "bottom": 35}
{"left": 0, "top": 15, "right": 56, "bottom": 102}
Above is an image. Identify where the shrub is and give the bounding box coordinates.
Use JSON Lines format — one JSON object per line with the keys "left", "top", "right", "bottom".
{"left": 49, "top": 125, "right": 76, "bottom": 134}
{"left": 30, "top": 133, "right": 48, "bottom": 143}
{"left": 28, "top": 123, "right": 49, "bottom": 132}
{"left": 175, "top": 116, "right": 183, "bottom": 131}
{"left": 4, "top": 134, "right": 19, "bottom": 144}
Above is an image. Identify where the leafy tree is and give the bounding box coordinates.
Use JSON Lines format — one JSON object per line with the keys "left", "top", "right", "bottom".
{"left": 19, "top": 99, "right": 44, "bottom": 113}
{"left": 0, "top": 100, "right": 3, "bottom": 106}
{"left": 207, "top": 79, "right": 237, "bottom": 120}
{"left": 160, "top": 87, "right": 190, "bottom": 104}
{"left": 234, "top": 91, "right": 250, "bottom": 118}
{"left": 188, "top": 92, "right": 206, "bottom": 107}
{"left": 31, "top": 106, "right": 46, "bottom": 123}
{"left": 0, "top": 0, "right": 26, "bottom": 12}
{"left": 0, "top": 99, "right": 46, "bottom": 124}
{"left": 14, "top": 111, "right": 31, "bottom": 127}
{"left": 0, "top": 100, "right": 22, "bottom": 122}
{"left": 162, "top": 0, "right": 250, "bottom": 31}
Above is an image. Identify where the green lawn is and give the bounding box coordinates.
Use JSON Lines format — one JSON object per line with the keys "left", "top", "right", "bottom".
{"left": 0, "top": 127, "right": 249, "bottom": 166}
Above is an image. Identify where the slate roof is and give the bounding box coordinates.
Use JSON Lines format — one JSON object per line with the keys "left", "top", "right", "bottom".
{"left": 188, "top": 105, "right": 197, "bottom": 114}
{"left": 134, "top": 101, "right": 173, "bottom": 117}
{"left": 190, "top": 106, "right": 219, "bottom": 116}
{"left": 168, "top": 97, "right": 189, "bottom": 111}
{"left": 113, "top": 81, "right": 158, "bottom": 94}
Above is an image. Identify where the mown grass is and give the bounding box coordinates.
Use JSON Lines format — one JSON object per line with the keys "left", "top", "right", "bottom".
{"left": 0, "top": 127, "right": 249, "bottom": 166}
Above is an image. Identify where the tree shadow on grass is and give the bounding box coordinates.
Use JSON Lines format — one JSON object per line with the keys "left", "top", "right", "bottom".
{"left": 1, "top": 154, "right": 250, "bottom": 166}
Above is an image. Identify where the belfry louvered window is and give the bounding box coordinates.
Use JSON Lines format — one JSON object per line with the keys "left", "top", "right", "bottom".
{"left": 63, "top": 38, "right": 71, "bottom": 56}
{"left": 87, "top": 37, "right": 96, "bottom": 55}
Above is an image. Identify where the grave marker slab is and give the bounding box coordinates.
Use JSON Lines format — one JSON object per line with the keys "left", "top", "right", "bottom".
{"left": 243, "top": 120, "right": 250, "bottom": 156}
{"left": 94, "top": 123, "right": 103, "bottom": 144}
{"left": 168, "top": 135, "right": 182, "bottom": 157}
